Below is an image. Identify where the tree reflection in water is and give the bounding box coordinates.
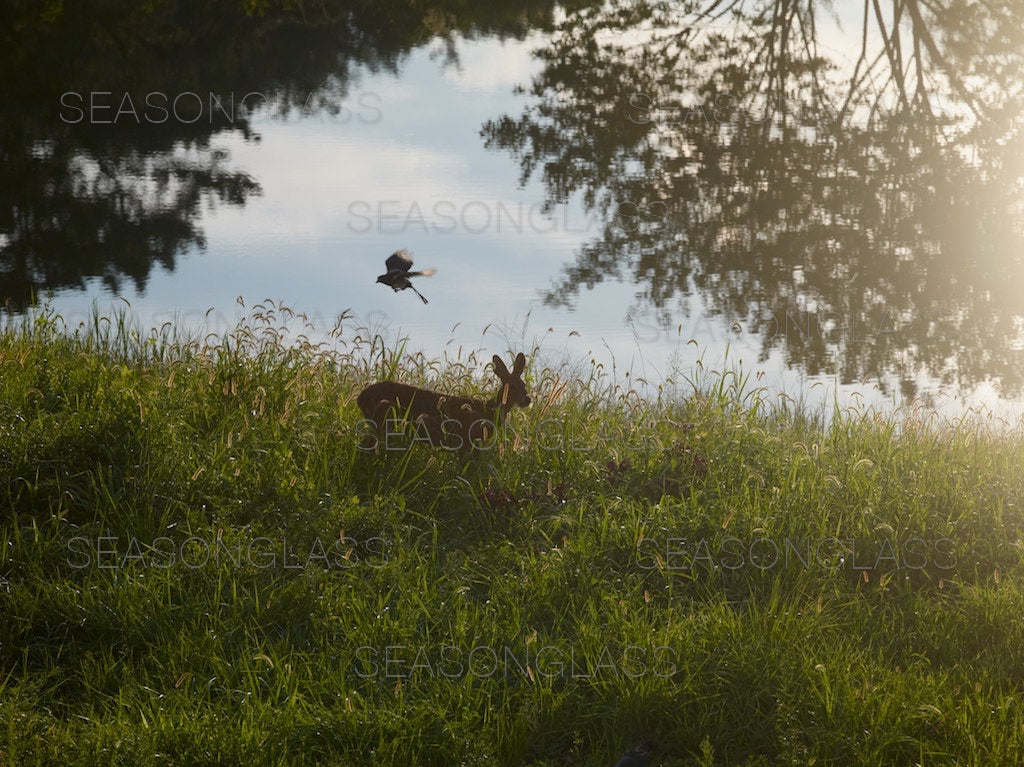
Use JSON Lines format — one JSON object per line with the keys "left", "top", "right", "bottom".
{"left": 483, "top": 0, "right": 1024, "bottom": 398}
{"left": 0, "top": 0, "right": 568, "bottom": 310}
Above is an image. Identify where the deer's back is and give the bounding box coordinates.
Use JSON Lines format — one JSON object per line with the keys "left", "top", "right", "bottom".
{"left": 358, "top": 381, "right": 451, "bottom": 418}
{"left": 358, "top": 381, "right": 492, "bottom": 419}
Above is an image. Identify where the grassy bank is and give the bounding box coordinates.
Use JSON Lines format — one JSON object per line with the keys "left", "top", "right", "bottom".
{"left": 2, "top": 302, "right": 1024, "bottom": 766}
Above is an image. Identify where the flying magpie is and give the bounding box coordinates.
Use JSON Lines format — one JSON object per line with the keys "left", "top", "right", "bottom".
{"left": 375, "top": 249, "right": 436, "bottom": 304}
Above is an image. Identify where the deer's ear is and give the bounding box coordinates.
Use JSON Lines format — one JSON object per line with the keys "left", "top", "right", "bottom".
{"left": 492, "top": 355, "right": 510, "bottom": 380}
{"left": 512, "top": 353, "right": 526, "bottom": 377}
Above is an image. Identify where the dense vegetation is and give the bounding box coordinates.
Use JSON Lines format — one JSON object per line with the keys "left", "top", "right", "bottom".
{"left": 2, "top": 303, "right": 1023, "bottom": 765}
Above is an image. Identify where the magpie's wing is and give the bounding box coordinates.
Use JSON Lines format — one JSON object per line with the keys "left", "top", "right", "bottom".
{"left": 385, "top": 249, "right": 414, "bottom": 273}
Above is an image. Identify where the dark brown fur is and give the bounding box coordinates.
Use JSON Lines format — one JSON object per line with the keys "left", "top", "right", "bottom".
{"left": 357, "top": 353, "right": 530, "bottom": 453}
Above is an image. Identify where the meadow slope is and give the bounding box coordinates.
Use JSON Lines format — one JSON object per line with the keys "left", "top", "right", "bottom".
{"left": 2, "top": 303, "right": 1023, "bottom": 766}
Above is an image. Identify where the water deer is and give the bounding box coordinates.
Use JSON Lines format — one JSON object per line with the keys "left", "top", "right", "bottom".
{"left": 357, "top": 353, "right": 531, "bottom": 454}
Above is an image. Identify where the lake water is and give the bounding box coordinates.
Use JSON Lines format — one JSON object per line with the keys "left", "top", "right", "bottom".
{"left": 4, "top": 1, "right": 1024, "bottom": 423}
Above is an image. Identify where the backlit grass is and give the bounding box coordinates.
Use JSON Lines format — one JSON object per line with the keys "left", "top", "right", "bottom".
{"left": 2, "top": 301, "right": 1023, "bottom": 766}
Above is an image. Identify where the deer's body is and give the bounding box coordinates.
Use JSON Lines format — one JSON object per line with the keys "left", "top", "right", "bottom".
{"left": 357, "top": 353, "right": 530, "bottom": 453}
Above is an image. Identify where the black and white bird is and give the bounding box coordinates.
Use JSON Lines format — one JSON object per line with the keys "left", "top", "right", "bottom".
{"left": 613, "top": 740, "right": 658, "bottom": 767}
{"left": 375, "top": 249, "right": 436, "bottom": 304}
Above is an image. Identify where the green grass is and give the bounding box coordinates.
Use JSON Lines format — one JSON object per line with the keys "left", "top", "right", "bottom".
{"left": 2, "top": 300, "right": 1024, "bottom": 766}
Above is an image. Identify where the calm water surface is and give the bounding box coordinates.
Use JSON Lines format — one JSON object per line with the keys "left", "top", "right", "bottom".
{"left": 4, "top": 1, "right": 1023, "bottom": 422}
